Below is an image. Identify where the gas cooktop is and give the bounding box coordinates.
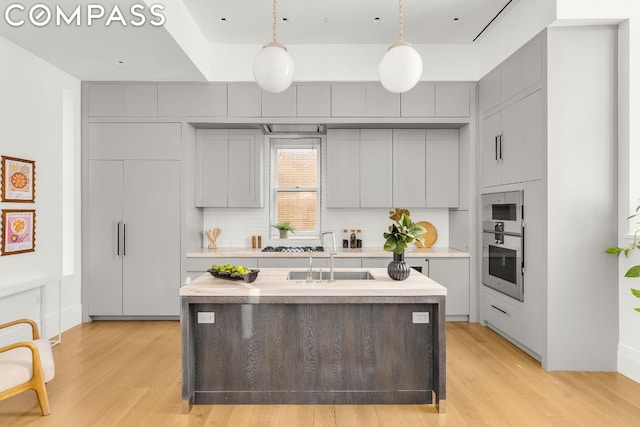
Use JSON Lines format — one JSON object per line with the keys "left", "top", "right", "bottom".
{"left": 261, "top": 246, "right": 325, "bottom": 253}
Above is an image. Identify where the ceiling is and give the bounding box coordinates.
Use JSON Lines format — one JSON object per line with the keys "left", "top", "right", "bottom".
{"left": 0, "top": 0, "right": 515, "bottom": 81}
{"left": 183, "top": 0, "right": 512, "bottom": 44}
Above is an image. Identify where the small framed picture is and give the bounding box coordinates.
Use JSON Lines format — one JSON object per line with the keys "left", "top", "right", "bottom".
{"left": 1, "top": 209, "right": 36, "bottom": 256}
{"left": 1, "top": 155, "right": 35, "bottom": 202}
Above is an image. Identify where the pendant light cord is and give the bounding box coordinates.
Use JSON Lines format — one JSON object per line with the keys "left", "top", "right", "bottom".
{"left": 398, "top": 0, "right": 404, "bottom": 41}
{"left": 272, "top": 0, "right": 278, "bottom": 42}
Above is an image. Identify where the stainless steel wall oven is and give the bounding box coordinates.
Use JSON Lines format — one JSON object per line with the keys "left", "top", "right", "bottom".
{"left": 481, "top": 191, "right": 524, "bottom": 301}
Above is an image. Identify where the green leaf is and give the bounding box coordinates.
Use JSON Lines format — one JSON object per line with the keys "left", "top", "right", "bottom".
{"left": 631, "top": 288, "right": 640, "bottom": 299}
{"left": 624, "top": 266, "right": 640, "bottom": 278}
{"left": 383, "top": 236, "right": 397, "bottom": 252}
{"left": 409, "top": 225, "right": 426, "bottom": 235}
{"left": 634, "top": 308, "right": 640, "bottom": 313}
{"left": 605, "top": 247, "right": 623, "bottom": 255}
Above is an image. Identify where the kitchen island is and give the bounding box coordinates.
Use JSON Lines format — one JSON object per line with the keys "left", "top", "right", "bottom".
{"left": 181, "top": 268, "right": 447, "bottom": 412}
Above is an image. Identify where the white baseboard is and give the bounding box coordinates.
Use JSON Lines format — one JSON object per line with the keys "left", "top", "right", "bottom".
{"left": 618, "top": 343, "right": 640, "bottom": 383}
{"left": 44, "top": 303, "right": 82, "bottom": 339}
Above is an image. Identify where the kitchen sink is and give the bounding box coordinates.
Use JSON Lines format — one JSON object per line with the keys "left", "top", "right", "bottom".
{"left": 286, "top": 271, "right": 375, "bottom": 281}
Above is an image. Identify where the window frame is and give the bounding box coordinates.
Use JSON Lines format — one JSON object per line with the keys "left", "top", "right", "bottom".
{"left": 270, "top": 137, "right": 321, "bottom": 239}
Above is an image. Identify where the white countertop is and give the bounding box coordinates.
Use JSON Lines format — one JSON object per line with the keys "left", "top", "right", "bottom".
{"left": 180, "top": 268, "right": 447, "bottom": 297}
{"left": 186, "top": 247, "right": 469, "bottom": 258}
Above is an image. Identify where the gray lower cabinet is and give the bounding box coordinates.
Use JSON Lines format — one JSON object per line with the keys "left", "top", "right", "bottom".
{"left": 362, "top": 257, "right": 470, "bottom": 316}
{"left": 87, "top": 160, "right": 181, "bottom": 316}
{"left": 393, "top": 129, "right": 460, "bottom": 208}
{"left": 195, "top": 129, "right": 263, "bottom": 207}
{"left": 427, "top": 258, "right": 470, "bottom": 316}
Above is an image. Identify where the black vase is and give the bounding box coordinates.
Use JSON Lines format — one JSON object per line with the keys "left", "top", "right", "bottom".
{"left": 387, "top": 251, "right": 410, "bottom": 281}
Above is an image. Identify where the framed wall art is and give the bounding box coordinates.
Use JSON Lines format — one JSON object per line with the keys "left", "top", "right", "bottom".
{"left": 1, "top": 155, "right": 35, "bottom": 202}
{"left": 1, "top": 209, "right": 36, "bottom": 256}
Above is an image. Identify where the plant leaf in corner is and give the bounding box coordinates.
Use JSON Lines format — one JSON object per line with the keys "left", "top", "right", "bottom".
{"left": 605, "top": 247, "right": 623, "bottom": 255}
{"left": 624, "top": 266, "right": 640, "bottom": 278}
{"left": 631, "top": 288, "right": 640, "bottom": 298}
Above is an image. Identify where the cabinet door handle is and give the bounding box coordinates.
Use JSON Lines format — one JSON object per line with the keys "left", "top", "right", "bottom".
{"left": 498, "top": 133, "right": 503, "bottom": 161}
{"left": 123, "top": 223, "right": 127, "bottom": 256}
{"left": 116, "top": 222, "right": 121, "bottom": 256}
{"left": 494, "top": 135, "right": 498, "bottom": 161}
{"left": 490, "top": 304, "right": 510, "bottom": 317}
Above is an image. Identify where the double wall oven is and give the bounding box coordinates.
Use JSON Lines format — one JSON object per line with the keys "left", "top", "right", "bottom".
{"left": 481, "top": 191, "right": 525, "bottom": 301}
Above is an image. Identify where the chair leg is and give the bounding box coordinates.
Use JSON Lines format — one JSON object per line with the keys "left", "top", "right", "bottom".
{"left": 33, "top": 381, "right": 50, "bottom": 416}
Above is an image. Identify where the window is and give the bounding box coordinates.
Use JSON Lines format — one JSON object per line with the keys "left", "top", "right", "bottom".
{"left": 271, "top": 138, "right": 320, "bottom": 237}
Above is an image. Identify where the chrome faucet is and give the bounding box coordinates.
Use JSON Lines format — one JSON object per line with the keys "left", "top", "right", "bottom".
{"left": 321, "top": 231, "right": 337, "bottom": 283}
{"left": 306, "top": 250, "right": 314, "bottom": 283}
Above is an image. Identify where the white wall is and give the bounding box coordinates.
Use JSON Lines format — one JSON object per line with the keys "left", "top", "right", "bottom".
{"left": 546, "top": 26, "right": 618, "bottom": 370}
{"left": 553, "top": 0, "right": 640, "bottom": 384}
{"left": 0, "top": 36, "right": 82, "bottom": 341}
{"left": 208, "top": 43, "right": 478, "bottom": 82}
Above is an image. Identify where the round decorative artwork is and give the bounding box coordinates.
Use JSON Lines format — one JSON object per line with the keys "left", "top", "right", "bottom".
{"left": 10, "top": 172, "right": 28, "bottom": 189}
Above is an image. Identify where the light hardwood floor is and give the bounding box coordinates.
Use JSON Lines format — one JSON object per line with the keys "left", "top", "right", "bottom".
{"left": 1, "top": 321, "right": 639, "bottom": 426}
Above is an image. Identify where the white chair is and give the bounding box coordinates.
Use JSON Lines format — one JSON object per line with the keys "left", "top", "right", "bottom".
{"left": 0, "top": 319, "right": 55, "bottom": 415}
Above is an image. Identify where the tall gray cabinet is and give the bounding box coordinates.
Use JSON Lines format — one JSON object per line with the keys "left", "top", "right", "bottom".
{"left": 86, "top": 123, "right": 182, "bottom": 316}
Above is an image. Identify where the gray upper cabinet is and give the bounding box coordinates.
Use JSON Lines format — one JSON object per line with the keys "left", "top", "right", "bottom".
{"left": 365, "top": 83, "right": 400, "bottom": 117}
{"left": 297, "top": 84, "right": 331, "bottom": 117}
{"left": 227, "top": 130, "right": 263, "bottom": 207}
{"left": 393, "top": 129, "right": 459, "bottom": 208}
{"left": 331, "top": 84, "right": 366, "bottom": 117}
{"left": 479, "top": 68, "right": 501, "bottom": 113}
{"left": 481, "top": 89, "right": 543, "bottom": 188}
{"left": 400, "top": 83, "right": 435, "bottom": 117}
{"left": 326, "top": 129, "right": 360, "bottom": 207}
{"left": 326, "top": 129, "right": 392, "bottom": 208}
{"left": 401, "top": 83, "right": 470, "bottom": 118}
{"left": 88, "top": 84, "right": 124, "bottom": 116}
{"left": 195, "top": 130, "right": 229, "bottom": 207}
{"left": 195, "top": 129, "right": 263, "bottom": 208}
{"left": 425, "top": 130, "right": 459, "bottom": 207}
{"left": 228, "top": 83, "right": 262, "bottom": 117}
{"left": 480, "top": 33, "right": 542, "bottom": 114}
{"left": 88, "top": 122, "right": 181, "bottom": 160}
{"left": 480, "top": 33, "right": 544, "bottom": 189}
{"left": 122, "top": 84, "right": 157, "bottom": 116}
{"left": 393, "top": 130, "right": 427, "bottom": 207}
{"left": 360, "top": 129, "right": 393, "bottom": 207}
{"left": 331, "top": 83, "right": 400, "bottom": 117}
{"left": 262, "top": 86, "right": 296, "bottom": 117}
{"left": 435, "top": 84, "right": 470, "bottom": 117}
{"left": 157, "top": 83, "right": 227, "bottom": 117}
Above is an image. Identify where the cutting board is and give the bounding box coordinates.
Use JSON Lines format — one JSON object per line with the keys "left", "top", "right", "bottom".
{"left": 414, "top": 221, "right": 437, "bottom": 248}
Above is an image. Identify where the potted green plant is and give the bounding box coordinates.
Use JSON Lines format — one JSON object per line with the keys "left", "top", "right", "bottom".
{"left": 606, "top": 204, "right": 640, "bottom": 312}
{"left": 383, "top": 208, "right": 426, "bottom": 280}
{"left": 273, "top": 221, "right": 295, "bottom": 239}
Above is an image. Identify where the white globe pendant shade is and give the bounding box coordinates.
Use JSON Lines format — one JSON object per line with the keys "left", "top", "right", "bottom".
{"left": 253, "top": 42, "right": 295, "bottom": 93}
{"left": 378, "top": 41, "right": 423, "bottom": 93}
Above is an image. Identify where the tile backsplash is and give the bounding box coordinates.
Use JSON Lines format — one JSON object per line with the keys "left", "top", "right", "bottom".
{"left": 202, "top": 207, "right": 449, "bottom": 249}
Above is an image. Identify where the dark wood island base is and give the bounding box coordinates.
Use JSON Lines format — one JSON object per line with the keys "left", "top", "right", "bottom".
{"left": 181, "top": 294, "right": 446, "bottom": 413}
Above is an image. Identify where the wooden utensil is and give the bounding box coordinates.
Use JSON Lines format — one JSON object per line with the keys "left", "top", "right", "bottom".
{"left": 206, "top": 227, "right": 221, "bottom": 249}
{"left": 414, "top": 221, "right": 437, "bottom": 248}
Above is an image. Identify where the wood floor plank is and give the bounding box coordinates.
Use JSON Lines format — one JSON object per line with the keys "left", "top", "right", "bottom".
{"left": 2, "top": 321, "right": 640, "bottom": 426}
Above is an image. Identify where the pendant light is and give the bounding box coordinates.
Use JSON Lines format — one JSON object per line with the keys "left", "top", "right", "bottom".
{"left": 378, "top": 0, "right": 423, "bottom": 93}
{"left": 253, "top": 0, "right": 295, "bottom": 93}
